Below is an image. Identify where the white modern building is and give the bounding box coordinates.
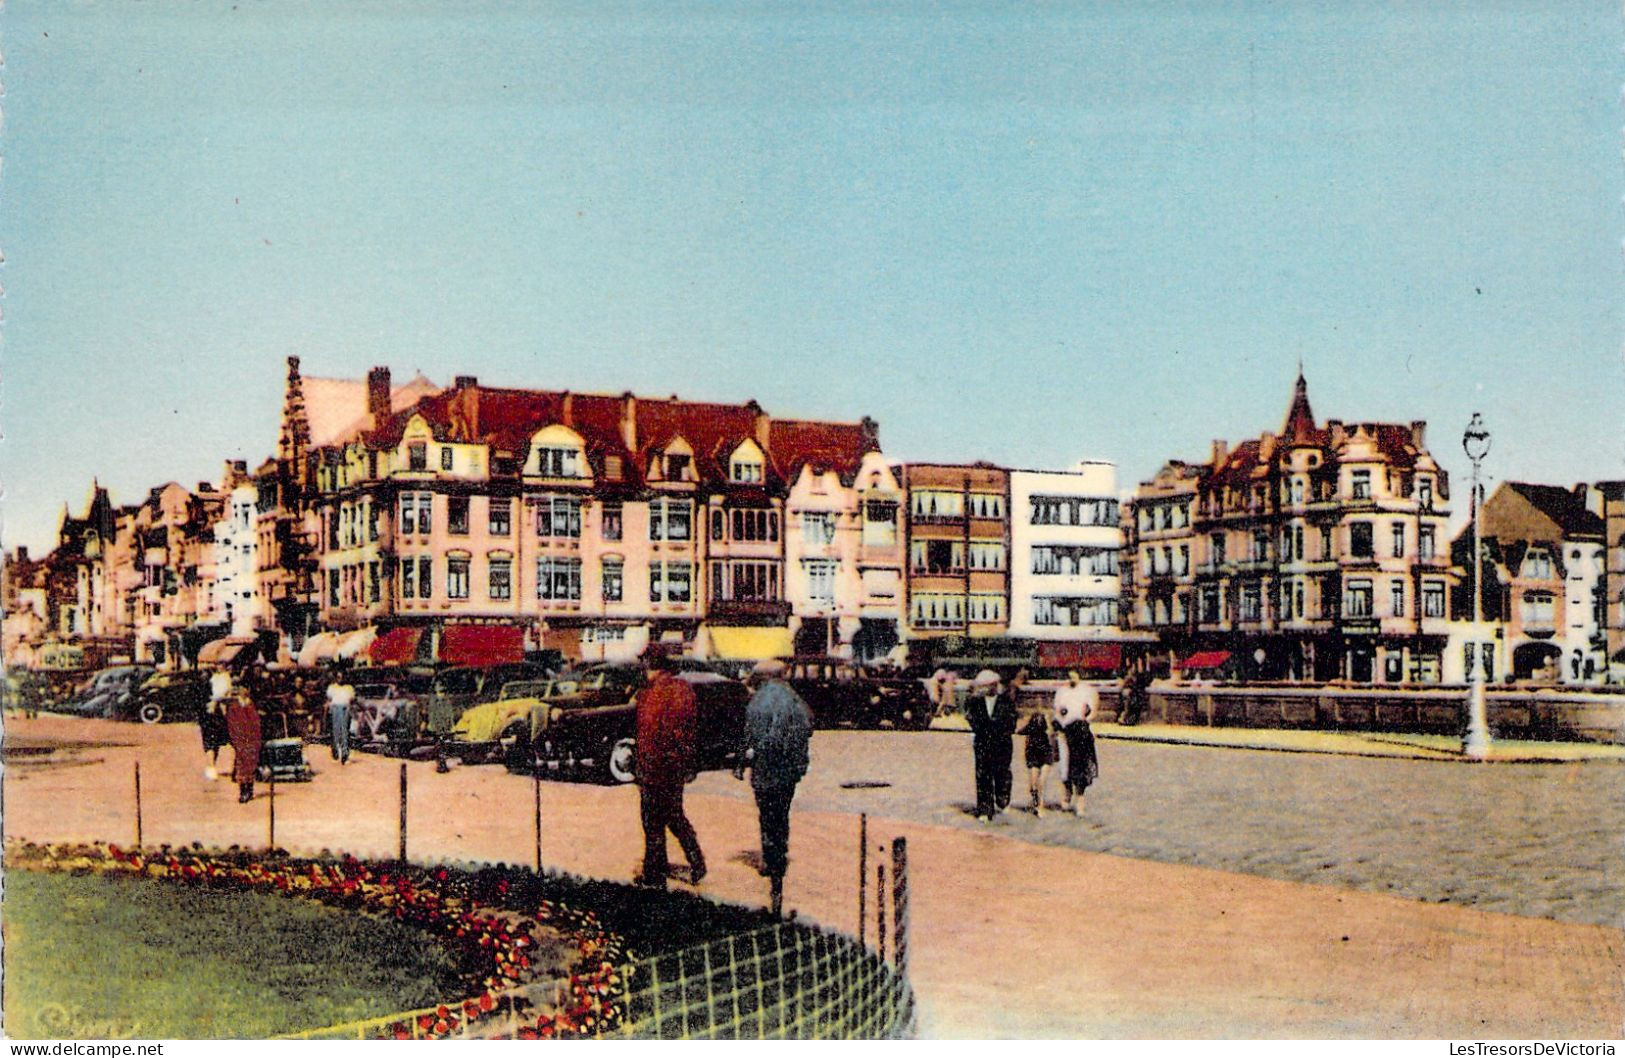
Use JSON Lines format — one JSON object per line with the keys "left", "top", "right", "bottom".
{"left": 1008, "top": 462, "right": 1123, "bottom": 640}
{"left": 213, "top": 476, "right": 261, "bottom": 638}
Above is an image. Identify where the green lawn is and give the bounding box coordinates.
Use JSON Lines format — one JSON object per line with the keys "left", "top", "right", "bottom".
{"left": 3, "top": 869, "right": 469, "bottom": 1039}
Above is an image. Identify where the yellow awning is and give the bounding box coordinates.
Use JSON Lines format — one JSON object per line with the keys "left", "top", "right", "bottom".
{"left": 706, "top": 626, "right": 794, "bottom": 661}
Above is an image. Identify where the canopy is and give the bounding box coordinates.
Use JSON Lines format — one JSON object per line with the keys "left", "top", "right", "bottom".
{"left": 197, "top": 637, "right": 258, "bottom": 667}
{"left": 1179, "top": 650, "right": 1232, "bottom": 671}
{"left": 439, "top": 624, "right": 524, "bottom": 667}
{"left": 334, "top": 626, "right": 378, "bottom": 661}
{"left": 296, "top": 631, "right": 341, "bottom": 668}
{"left": 706, "top": 626, "right": 794, "bottom": 661}
{"left": 369, "top": 626, "right": 424, "bottom": 666}
{"left": 1037, "top": 641, "right": 1122, "bottom": 672}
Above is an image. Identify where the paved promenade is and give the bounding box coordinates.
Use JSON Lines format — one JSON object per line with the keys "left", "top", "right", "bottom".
{"left": 3, "top": 714, "right": 1620, "bottom": 1038}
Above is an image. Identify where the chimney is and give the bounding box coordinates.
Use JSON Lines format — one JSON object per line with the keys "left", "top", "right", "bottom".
{"left": 455, "top": 375, "right": 477, "bottom": 390}
{"left": 1328, "top": 420, "right": 1345, "bottom": 446}
{"left": 17, "top": 546, "right": 29, "bottom": 564}
{"left": 1259, "top": 431, "right": 1276, "bottom": 461}
{"left": 561, "top": 391, "right": 575, "bottom": 427}
{"left": 1211, "top": 438, "right": 1228, "bottom": 468}
{"left": 748, "top": 400, "right": 771, "bottom": 449}
{"left": 860, "top": 415, "right": 880, "bottom": 450}
{"left": 367, "top": 366, "right": 392, "bottom": 427}
{"left": 1410, "top": 420, "right": 1426, "bottom": 449}
{"left": 620, "top": 392, "right": 638, "bottom": 452}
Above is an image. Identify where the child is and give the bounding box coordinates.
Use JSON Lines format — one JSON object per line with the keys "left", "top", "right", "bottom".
{"left": 1018, "top": 709, "right": 1058, "bottom": 816}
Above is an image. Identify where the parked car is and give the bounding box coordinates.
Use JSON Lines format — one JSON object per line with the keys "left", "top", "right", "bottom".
{"left": 441, "top": 679, "right": 555, "bottom": 765}
{"left": 56, "top": 665, "right": 156, "bottom": 720}
{"left": 351, "top": 672, "right": 431, "bottom": 744}
{"left": 125, "top": 669, "right": 211, "bottom": 724}
{"left": 514, "top": 668, "right": 749, "bottom": 785}
{"left": 782, "top": 657, "right": 932, "bottom": 730}
{"left": 385, "top": 662, "right": 549, "bottom": 756}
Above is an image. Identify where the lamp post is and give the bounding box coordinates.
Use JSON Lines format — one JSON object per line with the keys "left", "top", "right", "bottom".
{"left": 1462, "top": 413, "right": 1492, "bottom": 759}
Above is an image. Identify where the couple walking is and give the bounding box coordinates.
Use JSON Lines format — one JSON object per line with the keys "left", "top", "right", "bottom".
{"left": 633, "top": 655, "right": 811, "bottom": 915}
{"left": 967, "top": 668, "right": 1098, "bottom": 820}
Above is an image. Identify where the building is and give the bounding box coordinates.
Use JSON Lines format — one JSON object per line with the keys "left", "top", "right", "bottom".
{"left": 1007, "top": 462, "right": 1123, "bottom": 652}
{"left": 1455, "top": 482, "right": 1608, "bottom": 685}
{"left": 1601, "top": 481, "right": 1625, "bottom": 683}
{"left": 899, "top": 463, "right": 1011, "bottom": 645}
{"left": 210, "top": 462, "right": 261, "bottom": 638}
{"left": 1126, "top": 372, "right": 1454, "bottom": 684}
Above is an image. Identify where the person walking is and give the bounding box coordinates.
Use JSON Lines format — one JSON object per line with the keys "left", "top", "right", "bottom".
{"left": 633, "top": 655, "right": 706, "bottom": 888}
{"left": 965, "top": 669, "right": 1017, "bottom": 820}
{"left": 1052, "top": 673, "right": 1100, "bottom": 817}
{"left": 326, "top": 672, "right": 355, "bottom": 765}
{"left": 1018, "top": 707, "right": 1058, "bottom": 815}
{"left": 224, "top": 688, "right": 262, "bottom": 804}
{"left": 737, "top": 658, "right": 812, "bottom": 915}
{"left": 199, "top": 668, "right": 231, "bottom": 780}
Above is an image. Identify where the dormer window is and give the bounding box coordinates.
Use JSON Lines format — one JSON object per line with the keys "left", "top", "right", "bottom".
{"left": 408, "top": 443, "right": 427, "bottom": 471}
{"left": 537, "top": 447, "right": 580, "bottom": 477}
{"left": 1417, "top": 477, "right": 1433, "bottom": 509}
{"left": 1350, "top": 470, "right": 1371, "bottom": 500}
{"left": 731, "top": 456, "right": 764, "bottom": 484}
{"left": 665, "top": 453, "right": 690, "bottom": 480}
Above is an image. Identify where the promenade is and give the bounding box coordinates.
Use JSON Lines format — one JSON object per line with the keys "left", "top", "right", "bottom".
{"left": 3, "top": 714, "right": 1620, "bottom": 1038}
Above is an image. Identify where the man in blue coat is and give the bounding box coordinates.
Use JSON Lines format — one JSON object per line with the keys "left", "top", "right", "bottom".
{"left": 738, "top": 658, "right": 812, "bottom": 914}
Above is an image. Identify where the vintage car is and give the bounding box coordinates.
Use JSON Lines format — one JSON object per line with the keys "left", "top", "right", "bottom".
{"left": 57, "top": 665, "right": 157, "bottom": 720}
{"left": 440, "top": 679, "right": 554, "bottom": 765}
{"left": 382, "top": 663, "right": 548, "bottom": 757}
{"left": 510, "top": 667, "right": 749, "bottom": 785}
{"left": 351, "top": 674, "right": 431, "bottom": 744}
{"left": 126, "top": 669, "right": 211, "bottom": 724}
{"left": 782, "top": 657, "right": 932, "bottom": 730}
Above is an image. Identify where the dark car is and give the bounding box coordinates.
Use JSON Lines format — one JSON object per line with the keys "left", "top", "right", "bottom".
{"left": 783, "top": 657, "right": 932, "bottom": 730}
{"left": 125, "top": 669, "right": 211, "bottom": 724}
{"left": 513, "top": 668, "right": 749, "bottom": 785}
{"left": 385, "top": 663, "right": 549, "bottom": 756}
{"left": 56, "top": 665, "right": 156, "bottom": 720}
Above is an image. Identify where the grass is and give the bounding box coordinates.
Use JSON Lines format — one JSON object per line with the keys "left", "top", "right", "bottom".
{"left": 2, "top": 869, "right": 470, "bottom": 1039}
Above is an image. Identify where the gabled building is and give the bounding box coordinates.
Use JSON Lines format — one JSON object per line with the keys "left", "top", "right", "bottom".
{"left": 1126, "top": 372, "right": 1454, "bottom": 684}
{"left": 1455, "top": 481, "right": 1608, "bottom": 685}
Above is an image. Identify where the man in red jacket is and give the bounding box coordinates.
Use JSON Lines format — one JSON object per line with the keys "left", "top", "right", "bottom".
{"left": 634, "top": 655, "right": 706, "bottom": 887}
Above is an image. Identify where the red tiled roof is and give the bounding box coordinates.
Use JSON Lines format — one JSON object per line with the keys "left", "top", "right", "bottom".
{"left": 636, "top": 399, "right": 765, "bottom": 487}
{"left": 768, "top": 419, "right": 876, "bottom": 486}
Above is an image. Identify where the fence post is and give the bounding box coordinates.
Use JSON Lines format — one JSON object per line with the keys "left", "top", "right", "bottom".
{"left": 133, "top": 761, "right": 143, "bottom": 848}
{"left": 891, "top": 837, "right": 909, "bottom": 978}
{"left": 876, "top": 862, "right": 887, "bottom": 965}
{"left": 269, "top": 775, "right": 277, "bottom": 850}
{"left": 533, "top": 768, "right": 542, "bottom": 874}
{"left": 857, "top": 813, "right": 867, "bottom": 947}
{"left": 398, "top": 763, "right": 408, "bottom": 863}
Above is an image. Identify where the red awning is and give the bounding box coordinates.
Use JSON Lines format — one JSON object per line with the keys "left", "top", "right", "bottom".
{"left": 438, "top": 624, "right": 524, "bottom": 667}
{"left": 1180, "top": 650, "right": 1232, "bottom": 670}
{"left": 1037, "top": 642, "right": 1122, "bottom": 671}
{"left": 369, "top": 627, "right": 424, "bottom": 666}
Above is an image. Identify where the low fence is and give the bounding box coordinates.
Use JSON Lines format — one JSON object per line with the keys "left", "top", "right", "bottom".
{"left": 1039, "top": 684, "right": 1625, "bottom": 744}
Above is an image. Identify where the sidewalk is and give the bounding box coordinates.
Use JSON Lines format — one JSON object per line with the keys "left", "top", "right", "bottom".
{"left": 4, "top": 715, "right": 1621, "bottom": 1038}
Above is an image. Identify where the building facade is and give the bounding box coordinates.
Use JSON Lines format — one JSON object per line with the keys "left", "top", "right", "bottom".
{"left": 1007, "top": 463, "right": 1122, "bottom": 641}
{"left": 899, "top": 463, "right": 1011, "bottom": 643}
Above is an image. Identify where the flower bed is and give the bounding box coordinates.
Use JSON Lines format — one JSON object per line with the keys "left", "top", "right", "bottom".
{"left": 6, "top": 841, "right": 630, "bottom": 1039}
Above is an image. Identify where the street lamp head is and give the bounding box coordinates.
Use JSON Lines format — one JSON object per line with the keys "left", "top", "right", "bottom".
{"left": 1462, "top": 413, "right": 1491, "bottom": 463}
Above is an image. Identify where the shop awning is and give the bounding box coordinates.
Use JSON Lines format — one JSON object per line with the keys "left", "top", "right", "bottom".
{"left": 197, "top": 637, "right": 258, "bottom": 667}
{"left": 296, "top": 631, "right": 341, "bottom": 668}
{"left": 369, "top": 627, "right": 424, "bottom": 666}
{"left": 1179, "top": 650, "right": 1232, "bottom": 670}
{"left": 1037, "top": 641, "right": 1122, "bottom": 672}
{"left": 439, "top": 624, "right": 524, "bottom": 667}
{"left": 707, "top": 626, "right": 794, "bottom": 661}
{"left": 334, "top": 627, "right": 378, "bottom": 661}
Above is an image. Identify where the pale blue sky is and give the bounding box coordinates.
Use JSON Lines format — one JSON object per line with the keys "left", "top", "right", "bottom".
{"left": 2, "top": 2, "right": 1620, "bottom": 555}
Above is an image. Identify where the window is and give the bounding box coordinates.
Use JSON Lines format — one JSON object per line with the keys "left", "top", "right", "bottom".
{"left": 536, "top": 496, "right": 582, "bottom": 538}
{"left": 968, "top": 493, "right": 1005, "bottom": 520}
{"left": 663, "top": 453, "right": 690, "bottom": 481}
{"left": 1210, "top": 533, "right": 1226, "bottom": 567}
{"left": 1345, "top": 579, "right": 1373, "bottom": 618}
{"left": 1029, "top": 496, "right": 1118, "bottom": 526}
{"left": 1417, "top": 478, "right": 1433, "bottom": 509}
{"left": 1422, "top": 581, "right": 1445, "bottom": 618}
{"left": 1351, "top": 470, "right": 1371, "bottom": 500}
{"left": 1390, "top": 580, "right": 1405, "bottom": 618}
{"left": 862, "top": 500, "right": 898, "bottom": 545}
{"left": 601, "top": 502, "right": 623, "bottom": 541}
{"left": 911, "top": 539, "right": 964, "bottom": 574}
{"left": 650, "top": 561, "right": 693, "bottom": 603}
{"left": 1251, "top": 531, "right": 1268, "bottom": 563}
{"left": 401, "top": 558, "right": 415, "bottom": 599}
{"left": 1384, "top": 654, "right": 1403, "bottom": 683}
{"left": 911, "top": 490, "right": 963, "bottom": 519}
{"left": 1319, "top": 525, "right": 1333, "bottom": 560}
{"left": 1032, "top": 595, "right": 1117, "bottom": 627}
{"left": 731, "top": 455, "right": 764, "bottom": 484}
{"left": 804, "top": 559, "right": 837, "bottom": 605}
{"left": 1031, "top": 545, "right": 1120, "bottom": 577}
{"left": 718, "top": 561, "right": 778, "bottom": 602}
{"left": 1280, "top": 579, "right": 1294, "bottom": 620}
{"left": 398, "top": 492, "right": 432, "bottom": 536}
{"left": 802, "top": 512, "right": 836, "bottom": 546}
{"left": 1240, "top": 583, "right": 1261, "bottom": 621}
{"left": 328, "top": 568, "right": 340, "bottom": 607}
{"left": 489, "top": 558, "right": 512, "bottom": 600}
{"left": 910, "top": 592, "right": 965, "bottom": 629}
{"left": 968, "top": 593, "right": 1006, "bottom": 623}
{"left": 1391, "top": 523, "right": 1405, "bottom": 558}
{"left": 536, "top": 446, "right": 581, "bottom": 477}
{"left": 489, "top": 498, "right": 511, "bottom": 536}
{"left": 368, "top": 503, "right": 380, "bottom": 542}
{"left": 441, "top": 447, "right": 454, "bottom": 471}
{"left": 650, "top": 498, "right": 692, "bottom": 541}
{"left": 601, "top": 559, "right": 623, "bottom": 603}
{"left": 417, "top": 557, "right": 433, "bottom": 599}
{"left": 1521, "top": 591, "right": 1554, "bottom": 626}
{"left": 1526, "top": 550, "right": 1553, "bottom": 579}
{"left": 447, "top": 557, "right": 470, "bottom": 599}
{"left": 729, "top": 508, "right": 779, "bottom": 543}
{"left": 448, "top": 497, "right": 469, "bottom": 536}
{"left": 1349, "top": 522, "right": 1374, "bottom": 558}
{"left": 968, "top": 541, "right": 1005, "bottom": 571}
{"left": 536, "top": 557, "right": 582, "bottom": 601}
{"left": 369, "top": 561, "right": 380, "bottom": 603}
{"left": 409, "top": 443, "right": 427, "bottom": 471}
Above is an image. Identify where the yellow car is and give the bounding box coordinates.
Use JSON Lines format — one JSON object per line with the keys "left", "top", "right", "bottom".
{"left": 441, "top": 679, "right": 560, "bottom": 764}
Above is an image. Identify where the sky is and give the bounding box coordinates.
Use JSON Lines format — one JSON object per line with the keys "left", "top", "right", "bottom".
{"left": 2, "top": 1, "right": 1620, "bottom": 556}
